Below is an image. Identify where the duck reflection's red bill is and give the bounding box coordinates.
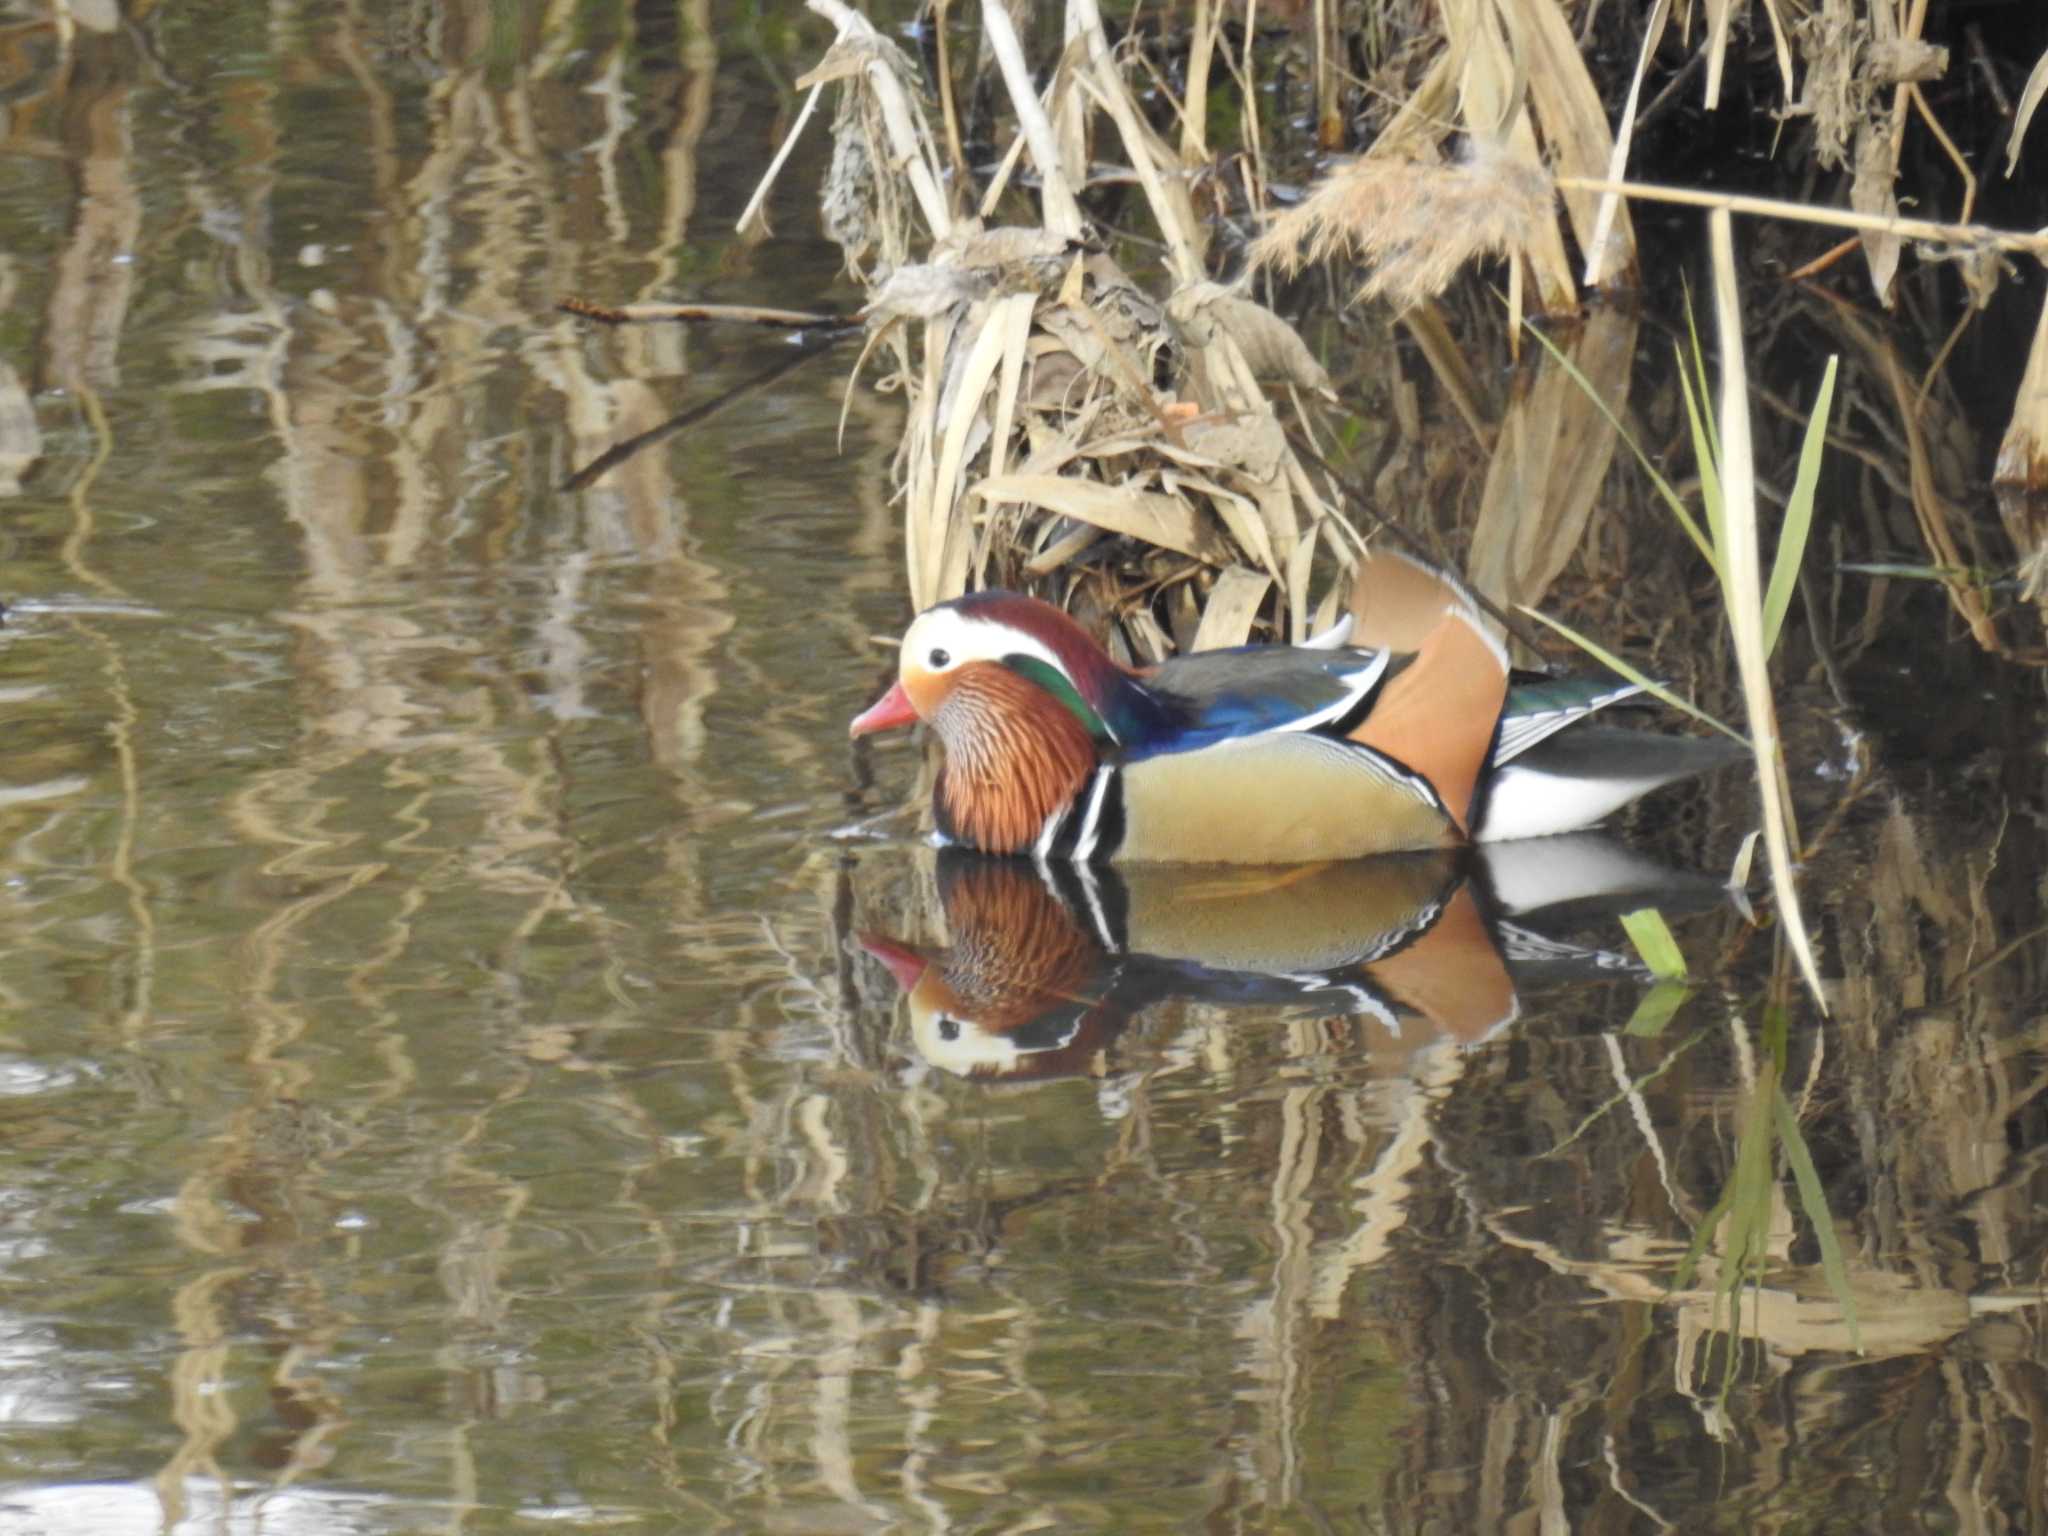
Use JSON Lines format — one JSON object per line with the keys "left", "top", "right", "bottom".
{"left": 859, "top": 932, "right": 931, "bottom": 991}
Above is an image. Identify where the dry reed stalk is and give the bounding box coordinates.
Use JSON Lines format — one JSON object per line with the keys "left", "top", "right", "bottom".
{"left": 981, "top": 0, "right": 1085, "bottom": 240}
{"left": 1707, "top": 209, "right": 1827, "bottom": 1014}
{"left": 1554, "top": 176, "right": 2048, "bottom": 260}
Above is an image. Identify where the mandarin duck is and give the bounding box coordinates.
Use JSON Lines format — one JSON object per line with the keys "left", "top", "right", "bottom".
{"left": 850, "top": 551, "right": 1744, "bottom": 863}
{"left": 864, "top": 840, "right": 1725, "bottom": 1080}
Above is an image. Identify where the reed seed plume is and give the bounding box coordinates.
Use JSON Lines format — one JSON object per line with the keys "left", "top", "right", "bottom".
{"left": 1251, "top": 140, "right": 1557, "bottom": 311}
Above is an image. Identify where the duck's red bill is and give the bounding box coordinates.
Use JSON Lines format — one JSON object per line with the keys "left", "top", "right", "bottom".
{"left": 859, "top": 933, "right": 930, "bottom": 992}
{"left": 850, "top": 680, "right": 917, "bottom": 737}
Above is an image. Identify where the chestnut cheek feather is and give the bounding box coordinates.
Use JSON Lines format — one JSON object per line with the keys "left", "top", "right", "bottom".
{"left": 933, "top": 667, "right": 1097, "bottom": 855}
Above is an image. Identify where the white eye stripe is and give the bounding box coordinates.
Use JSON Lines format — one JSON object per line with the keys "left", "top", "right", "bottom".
{"left": 903, "top": 608, "right": 1077, "bottom": 690}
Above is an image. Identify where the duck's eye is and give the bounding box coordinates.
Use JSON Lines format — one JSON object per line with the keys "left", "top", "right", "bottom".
{"left": 928, "top": 647, "right": 951, "bottom": 669}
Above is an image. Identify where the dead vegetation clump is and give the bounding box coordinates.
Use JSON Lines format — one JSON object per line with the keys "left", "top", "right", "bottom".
{"left": 716, "top": 0, "right": 2048, "bottom": 657}
{"left": 743, "top": 0, "right": 1381, "bottom": 652}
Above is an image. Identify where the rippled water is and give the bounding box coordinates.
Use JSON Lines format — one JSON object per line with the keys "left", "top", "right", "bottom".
{"left": 2, "top": 3, "right": 2046, "bottom": 1533}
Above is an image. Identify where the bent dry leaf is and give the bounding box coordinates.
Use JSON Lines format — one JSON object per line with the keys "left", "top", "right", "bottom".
{"left": 971, "top": 473, "right": 1227, "bottom": 564}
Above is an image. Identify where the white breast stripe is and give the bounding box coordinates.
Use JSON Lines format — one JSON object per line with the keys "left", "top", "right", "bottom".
{"left": 1033, "top": 799, "right": 1068, "bottom": 860}
{"left": 1072, "top": 766, "right": 1116, "bottom": 862}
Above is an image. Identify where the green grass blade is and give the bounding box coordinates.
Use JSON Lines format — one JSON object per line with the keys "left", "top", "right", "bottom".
{"left": 1774, "top": 1088, "right": 1862, "bottom": 1354}
{"left": 1621, "top": 906, "right": 1689, "bottom": 979}
{"left": 1549, "top": 1032, "right": 1702, "bottom": 1153}
{"left": 1516, "top": 605, "right": 1749, "bottom": 744}
{"left": 1682, "top": 294, "right": 1722, "bottom": 467}
{"left": 1760, "top": 355, "right": 1837, "bottom": 657}
{"left": 1675, "top": 341, "right": 1727, "bottom": 565}
{"left": 1672, "top": 1184, "right": 1733, "bottom": 1291}
{"left": 1835, "top": 561, "right": 1978, "bottom": 581}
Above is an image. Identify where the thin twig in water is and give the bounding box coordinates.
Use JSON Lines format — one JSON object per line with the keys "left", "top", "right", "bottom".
{"left": 561, "top": 331, "right": 856, "bottom": 491}
{"left": 559, "top": 299, "right": 851, "bottom": 329}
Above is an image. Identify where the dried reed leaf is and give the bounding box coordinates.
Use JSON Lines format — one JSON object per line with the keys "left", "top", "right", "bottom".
{"left": 1703, "top": 0, "right": 1733, "bottom": 109}
{"left": 1400, "top": 305, "right": 1493, "bottom": 449}
{"left": 736, "top": 81, "right": 826, "bottom": 239}
{"left": 1467, "top": 304, "right": 1639, "bottom": 616}
{"left": 805, "top": 0, "right": 952, "bottom": 240}
{"left": 1180, "top": 0, "right": 1219, "bottom": 160}
{"left": 1506, "top": 0, "right": 1635, "bottom": 282}
{"left": 970, "top": 293, "right": 1040, "bottom": 583}
{"left": 971, "top": 473, "right": 1224, "bottom": 563}
{"left": 1069, "top": 0, "right": 1206, "bottom": 284}
{"left": 1157, "top": 471, "right": 1281, "bottom": 578}
{"left": 941, "top": 226, "right": 1082, "bottom": 280}
{"left": 1583, "top": 0, "right": 1668, "bottom": 287}
{"left": 2007, "top": 47, "right": 2048, "bottom": 178}
{"left": 1866, "top": 38, "right": 1947, "bottom": 84}
{"left": 1284, "top": 519, "right": 1317, "bottom": 641}
{"left": 1123, "top": 606, "right": 1175, "bottom": 664}
{"left": 1023, "top": 521, "right": 1106, "bottom": 574}
{"left": 1181, "top": 414, "right": 1288, "bottom": 481}
{"left": 930, "top": 302, "right": 1026, "bottom": 602}
{"left": 1251, "top": 145, "right": 1557, "bottom": 311}
{"left": 1994, "top": 286, "right": 2048, "bottom": 493}
{"left": 1166, "top": 284, "right": 1336, "bottom": 398}
{"left": 795, "top": 38, "right": 873, "bottom": 90}
{"left": 983, "top": 293, "right": 1037, "bottom": 487}
{"left": 1754, "top": 0, "right": 1796, "bottom": 103}
{"left": 904, "top": 308, "right": 958, "bottom": 607}
{"left": 1190, "top": 567, "right": 1272, "bottom": 651}
{"left": 1850, "top": 124, "right": 1901, "bottom": 306}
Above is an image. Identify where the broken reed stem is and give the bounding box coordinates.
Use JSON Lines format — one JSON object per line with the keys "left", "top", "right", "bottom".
{"left": 1180, "top": 0, "right": 1215, "bottom": 159}
{"left": 806, "top": 0, "right": 953, "bottom": 239}
{"left": 1068, "top": 0, "right": 1206, "bottom": 284}
{"left": 1708, "top": 208, "right": 1829, "bottom": 1015}
{"left": 1557, "top": 175, "right": 2048, "bottom": 259}
{"left": 736, "top": 82, "right": 826, "bottom": 238}
{"left": 982, "top": 0, "right": 1085, "bottom": 238}
{"left": 931, "top": 0, "right": 973, "bottom": 207}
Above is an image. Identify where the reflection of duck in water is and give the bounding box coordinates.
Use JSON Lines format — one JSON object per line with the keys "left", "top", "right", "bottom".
{"left": 864, "top": 841, "right": 1719, "bottom": 1082}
